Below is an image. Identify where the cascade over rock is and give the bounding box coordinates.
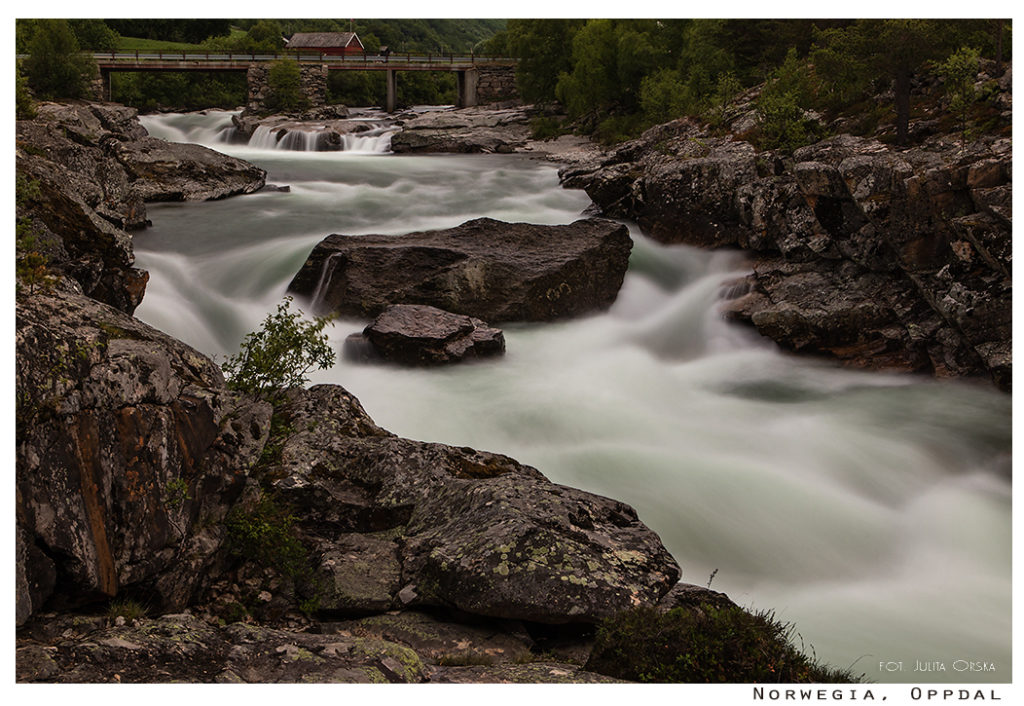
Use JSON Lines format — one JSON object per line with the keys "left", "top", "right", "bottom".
{"left": 288, "top": 217, "right": 632, "bottom": 322}
{"left": 561, "top": 118, "right": 1012, "bottom": 390}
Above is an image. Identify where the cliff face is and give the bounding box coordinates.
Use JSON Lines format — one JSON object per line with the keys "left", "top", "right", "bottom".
{"left": 559, "top": 75, "right": 1012, "bottom": 390}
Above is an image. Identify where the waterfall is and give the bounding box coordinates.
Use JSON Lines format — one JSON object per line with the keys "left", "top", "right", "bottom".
{"left": 140, "top": 110, "right": 396, "bottom": 153}
{"left": 309, "top": 252, "right": 342, "bottom": 312}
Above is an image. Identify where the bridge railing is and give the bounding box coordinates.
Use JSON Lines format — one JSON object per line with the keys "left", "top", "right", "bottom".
{"left": 91, "top": 51, "right": 516, "bottom": 66}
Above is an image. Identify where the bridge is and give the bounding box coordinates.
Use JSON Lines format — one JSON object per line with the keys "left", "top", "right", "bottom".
{"left": 90, "top": 52, "right": 518, "bottom": 112}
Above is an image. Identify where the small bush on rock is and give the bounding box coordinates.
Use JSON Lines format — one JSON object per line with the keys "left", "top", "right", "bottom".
{"left": 221, "top": 297, "right": 335, "bottom": 404}
{"left": 225, "top": 496, "right": 310, "bottom": 582}
{"left": 585, "top": 604, "right": 861, "bottom": 683}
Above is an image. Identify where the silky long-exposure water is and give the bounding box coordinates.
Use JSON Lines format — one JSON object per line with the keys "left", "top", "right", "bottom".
{"left": 136, "top": 111, "right": 1011, "bottom": 683}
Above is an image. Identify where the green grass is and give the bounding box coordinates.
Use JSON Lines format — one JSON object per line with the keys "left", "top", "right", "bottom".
{"left": 586, "top": 604, "right": 864, "bottom": 683}
{"left": 115, "top": 37, "right": 207, "bottom": 52}
{"left": 114, "top": 28, "right": 249, "bottom": 53}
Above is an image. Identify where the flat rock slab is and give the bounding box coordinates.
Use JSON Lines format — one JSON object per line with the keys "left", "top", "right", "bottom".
{"left": 287, "top": 217, "right": 632, "bottom": 322}
{"left": 322, "top": 610, "right": 533, "bottom": 664}
{"left": 345, "top": 304, "right": 505, "bottom": 366}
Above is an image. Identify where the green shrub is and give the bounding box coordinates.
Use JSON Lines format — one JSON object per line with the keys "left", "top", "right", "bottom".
{"left": 221, "top": 297, "right": 335, "bottom": 404}
{"left": 529, "top": 115, "right": 567, "bottom": 140}
{"left": 266, "top": 59, "right": 309, "bottom": 113}
{"left": 23, "top": 19, "right": 97, "bottom": 100}
{"left": 936, "top": 46, "right": 981, "bottom": 145}
{"left": 225, "top": 496, "right": 311, "bottom": 582}
{"left": 585, "top": 604, "right": 862, "bottom": 683}
{"left": 108, "top": 598, "right": 148, "bottom": 622}
{"left": 16, "top": 69, "right": 36, "bottom": 120}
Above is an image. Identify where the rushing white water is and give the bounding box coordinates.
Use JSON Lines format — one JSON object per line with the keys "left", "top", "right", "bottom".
{"left": 140, "top": 109, "right": 397, "bottom": 153}
{"left": 133, "top": 112, "right": 1011, "bottom": 683}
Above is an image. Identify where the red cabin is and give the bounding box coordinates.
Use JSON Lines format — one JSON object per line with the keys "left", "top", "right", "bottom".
{"left": 285, "top": 32, "right": 365, "bottom": 55}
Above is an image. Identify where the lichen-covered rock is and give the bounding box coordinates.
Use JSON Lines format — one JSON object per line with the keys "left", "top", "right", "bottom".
{"left": 346, "top": 304, "right": 505, "bottom": 366}
{"left": 15, "top": 290, "right": 272, "bottom": 622}
{"left": 266, "top": 385, "right": 680, "bottom": 622}
{"left": 16, "top": 611, "right": 622, "bottom": 683}
{"left": 288, "top": 217, "right": 632, "bottom": 322}
{"left": 16, "top": 613, "right": 428, "bottom": 683}
{"left": 430, "top": 662, "right": 626, "bottom": 683}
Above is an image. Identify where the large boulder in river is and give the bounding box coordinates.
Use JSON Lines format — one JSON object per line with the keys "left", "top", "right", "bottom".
{"left": 267, "top": 385, "right": 681, "bottom": 623}
{"left": 15, "top": 290, "right": 271, "bottom": 623}
{"left": 110, "top": 137, "right": 267, "bottom": 201}
{"left": 287, "top": 217, "right": 632, "bottom": 322}
{"left": 345, "top": 304, "right": 505, "bottom": 366}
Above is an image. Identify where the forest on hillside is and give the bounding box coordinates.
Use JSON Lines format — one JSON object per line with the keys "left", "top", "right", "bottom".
{"left": 16, "top": 17, "right": 1011, "bottom": 145}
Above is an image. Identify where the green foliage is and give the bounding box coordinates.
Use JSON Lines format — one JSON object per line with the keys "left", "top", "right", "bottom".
{"left": 936, "top": 46, "right": 981, "bottom": 145}
{"left": 16, "top": 175, "right": 56, "bottom": 296}
{"left": 328, "top": 70, "right": 385, "bottom": 106}
{"left": 164, "top": 477, "right": 191, "bottom": 510}
{"left": 68, "top": 19, "right": 120, "bottom": 51}
{"left": 225, "top": 496, "right": 311, "bottom": 582}
{"left": 23, "top": 19, "right": 97, "bottom": 100}
{"left": 706, "top": 72, "right": 743, "bottom": 128}
{"left": 529, "top": 115, "right": 568, "bottom": 141}
{"left": 266, "top": 59, "right": 309, "bottom": 112}
{"left": 639, "top": 69, "right": 689, "bottom": 124}
{"left": 221, "top": 297, "right": 335, "bottom": 404}
{"left": 110, "top": 71, "right": 246, "bottom": 111}
{"left": 108, "top": 598, "right": 148, "bottom": 622}
{"left": 586, "top": 605, "right": 862, "bottom": 683}
{"left": 105, "top": 19, "right": 232, "bottom": 45}
{"left": 756, "top": 89, "right": 813, "bottom": 153}
{"left": 203, "top": 20, "right": 283, "bottom": 54}
{"left": 16, "top": 68, "right": 36, "bottom": 119}
{"left": 754, "top": 49, "right": 821, "bottom": 152}
{"left": 504, "top": 19, "right": 585, "bottom": 103}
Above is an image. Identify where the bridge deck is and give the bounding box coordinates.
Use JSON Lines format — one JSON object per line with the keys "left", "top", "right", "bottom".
{"left": 92, "top": 52, "right": 515, "bottom": 72}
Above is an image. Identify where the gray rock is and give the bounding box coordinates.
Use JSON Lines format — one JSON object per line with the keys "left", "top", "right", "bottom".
{"left": 288, "top": 217, "right": 632, "bottom": 323}
{"left": 349, "top": 304, "right": 505, "bottom": 366}
{"left": 267, "top": 385, "right": 680, "bottom": 623}
{"left": 111, "top": 136, "right": 266, "bottom": 201}
{"left": 561, "top": 117, "right": 1012, "bottom": 390}
{"left": 390, "top": 106, "right": 531, "bottom": 153}
{"left": 15, "top": 290, "right": 272, "bottom": 621}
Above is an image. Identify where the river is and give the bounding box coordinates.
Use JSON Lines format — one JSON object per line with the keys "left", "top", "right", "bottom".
{"left": 136, "top": 110, "right": 1011, "bottom": 683}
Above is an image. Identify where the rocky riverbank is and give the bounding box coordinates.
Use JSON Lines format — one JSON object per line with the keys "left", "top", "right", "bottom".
{"left": 16, "top": 101, "right": 266, "bottom": 314}
{"left": 559, "top": 68, "right": 1012, "bottom": 391}
{"left": 16, "top": 101, "right": 769, "bottom": 684}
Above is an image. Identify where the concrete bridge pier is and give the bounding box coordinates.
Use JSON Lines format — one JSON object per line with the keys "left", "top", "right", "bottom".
{"left": 455, "top": 68, "right": 478, "bottom": 108}
{"left": 385, "top": 69, "right": 397, "bottom": 113}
